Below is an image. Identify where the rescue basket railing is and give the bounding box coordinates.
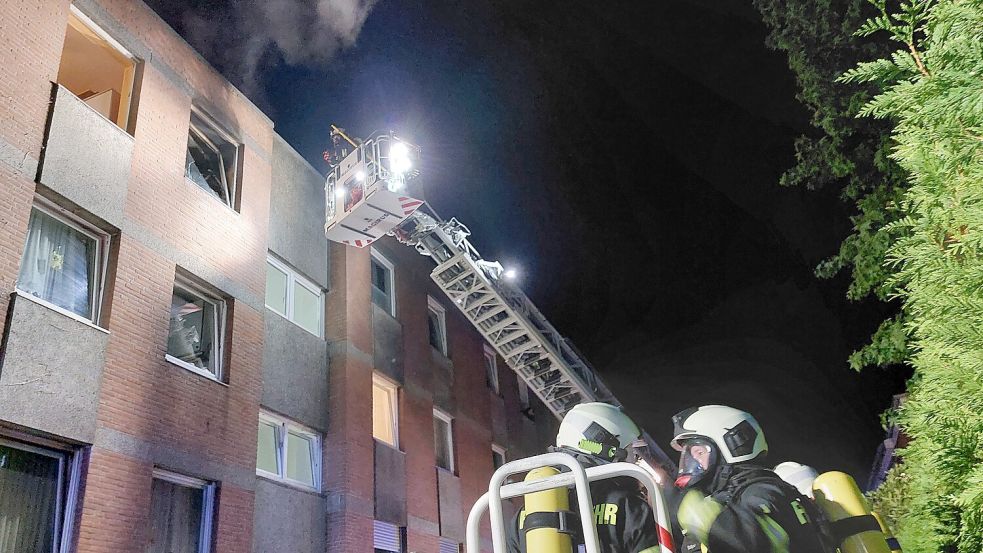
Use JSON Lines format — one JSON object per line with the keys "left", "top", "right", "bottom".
{"left": 467, "top": 452, "right": 674, "bottom": 553}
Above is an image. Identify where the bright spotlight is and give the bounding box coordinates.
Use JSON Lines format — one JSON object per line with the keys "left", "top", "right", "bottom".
{"left": 390, "top": 142, "right": 412, "bottom": 174}
{"left": 355, "top": 170, "right": 366, "bottom": 181}
{"left": 335, "top": 186, "right": 346, "bottom": 199}
{"left": 504, "top": 268, "right": 517, "bottom": 280}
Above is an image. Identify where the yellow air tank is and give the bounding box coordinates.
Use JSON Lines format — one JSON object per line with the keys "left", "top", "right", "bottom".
{"left": 873, "top": 512, "right": 902, "bottom": 553}
{"left": 523, "top": 467, "right": 573, "bottom": 553}
{"left": 812, "top": 472, "right": 890, "bottom": 553}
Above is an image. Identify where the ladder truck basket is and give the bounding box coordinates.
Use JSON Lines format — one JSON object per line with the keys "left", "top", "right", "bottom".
{"left": 467, "top": 452, "right": 675, "bottom": 553}
{"left": 325, "top": 131, "right": 424, "bottom": 248}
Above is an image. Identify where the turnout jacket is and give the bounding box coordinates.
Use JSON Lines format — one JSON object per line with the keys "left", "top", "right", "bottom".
{"left": 507, "top": 476, "right": 662, "bottom": 553}
{"left": 680, "top": 466, "right": 829, "bottom": 553}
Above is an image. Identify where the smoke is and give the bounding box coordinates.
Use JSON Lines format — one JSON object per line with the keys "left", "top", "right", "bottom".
{"left": 180, "top": 0, "right": 378, "bottom": 99}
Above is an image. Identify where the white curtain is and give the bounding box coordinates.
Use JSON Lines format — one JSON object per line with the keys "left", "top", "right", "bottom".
{"left": 18, "top": 209, "right": 94, "bottom": 318}
{"left": 146, "top": 479, "right": 201, "bottom": 553}
{"left": 0, "top": 445, "right": 60, "bottom": 553}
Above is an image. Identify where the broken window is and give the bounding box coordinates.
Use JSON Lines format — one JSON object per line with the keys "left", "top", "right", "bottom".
{"left": 56, "top": 7, "right": 138, "bottom": 131}
{"left": 166, "top": 277, "right": 226, "bottom": 381}
{"left": 186, "top": 111, "right": 239, "bottom": 208}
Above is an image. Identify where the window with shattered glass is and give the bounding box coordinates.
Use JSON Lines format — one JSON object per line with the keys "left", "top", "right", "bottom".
{"left": 166, "top": 280, "right": 225, "bottom": 381}
{"left": 186, "top": 111, "right": 239, "bottom": 208}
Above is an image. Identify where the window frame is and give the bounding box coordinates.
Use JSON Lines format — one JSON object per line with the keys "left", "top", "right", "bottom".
{"left": 265, "top": 254, "right": 324, "bottom": 337}
{"left": 16, "top": 198, "right": 110, "bottom": 325}
{"left": 492, "top": 444, "right": 507, "bottom": 471}
{"left": 369, "top": 248, "right": 396, "bottom": 317}
{"left": 255, "top": 411, "right": 322, "bottom": 491}
{"left": 433, "top": 408, "right": 455, "bottom": 473}
{"left": 150, "top": 468, "right": 216, "bottom": 553}
{"left": 483, "top": 345, "right": 499, "bottom": 394}
{"left": 185, "top": 108, "right": 241, "bottom": 210}
{"left": 64, "top": 5, "right": 139, "bottom": 132}
{"left": 372, "top": 373, "right": 400, "bottom": 449}
{"left": 0, "top": 436, "right": 82, "bottom": 553}
{"left": 427, "top": 296, "right": 447, "bottom": 355}
{"left": 164, "top": 275, "right": 227, "bottom": 383}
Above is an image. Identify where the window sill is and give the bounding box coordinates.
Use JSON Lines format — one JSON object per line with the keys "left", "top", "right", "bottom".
{"left": 373, "top": 438, "right": 404, "bottom": 454}
{"left": 256, "top": 471, "right": 321, "bottom": 495}
{"left": 164, "top": 354, "right": 227, "bottom": 386}
{"left": 183, "top": 177, "right": 240, "bottom": 215}
{"left": 13, "top": 289, "right": 109, "bottom": 334}
{"left": 436, "top": 466, "right": 458, "bottom": 478}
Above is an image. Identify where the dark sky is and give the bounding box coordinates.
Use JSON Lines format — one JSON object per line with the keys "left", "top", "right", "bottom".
{"left": 149, "top": 0, "right": 909, "bottom": 482}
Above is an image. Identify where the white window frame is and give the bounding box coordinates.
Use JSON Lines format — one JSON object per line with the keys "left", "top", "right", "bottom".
{"left": 165, "top": 276, "right": 227, "bottom": 382}
{"left": 185, "top": 108, "right": 240, "bottom": 210}
{"left": 370, "top": 248, "right": 396, "bottom": 316}
{"left": 492, "top": 444, "right": 507, "bottom": 470}
{"left": 0, "top": 437, "right": 82, "bottom": 553}
{"left": 372, "top": 373, "right": 400, "bottom": 449}
{"left": 265, "top": 254, "right": 324, "bottom": 337}
{"left": 427, "top": 296, "right": 447, "bottom": 355}
{"left": 150, "top": 468, "right": 216, "bottom": 553}
{"left": 483, "top": 345, "right": 499, "bottom": 393}
{"left": 433, "top": 408, "right": 455, "bottom": 473}
{"left": 256, "top": 412, "right": 322, "bottom": 491}
{"left": 16, "top": 198, "right": 110, "bottom": 326}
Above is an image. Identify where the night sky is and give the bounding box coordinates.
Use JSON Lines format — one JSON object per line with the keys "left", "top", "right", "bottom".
{"left": 148, "top": 0, "right": 909, "bottom": 482}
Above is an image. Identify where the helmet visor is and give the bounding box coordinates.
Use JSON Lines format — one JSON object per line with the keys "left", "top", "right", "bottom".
{"left": 675, "top": 438, "right": 717, "bottom": 488}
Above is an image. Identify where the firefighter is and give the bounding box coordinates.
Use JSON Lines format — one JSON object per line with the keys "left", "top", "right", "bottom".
{"left": 507, "top": 402, "right": 662, "bottom": 553}
{"left": 670, "top": 405, "right": 829, "bottom": 553}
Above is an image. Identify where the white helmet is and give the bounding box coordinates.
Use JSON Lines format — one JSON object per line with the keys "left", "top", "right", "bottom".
{"left": 556, "top": 402, "right": 640, "bottom": 463}
{"left": 773, "top": 461, "right": 819, "bottom": 498}
{"left": 671, "top": 405, "right": 767, "bottom": 464}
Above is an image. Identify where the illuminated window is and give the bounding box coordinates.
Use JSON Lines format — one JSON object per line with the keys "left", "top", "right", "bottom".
{"left": 256, "top": 412, "right": 321, "bottom": 491}
{"left": 373, "top": 375, "right": 399, "bottom": 448}
{"left": 56, "top": 6, "right": 138, "bottom": 131}
{"left": 186, "top": 111, "right": 240, "bottom": 208}
{"left": 433, "top": 409, "right": 454, "bottom": 472}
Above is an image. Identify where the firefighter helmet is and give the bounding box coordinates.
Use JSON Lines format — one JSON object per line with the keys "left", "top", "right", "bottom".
{"left": 555, "top": 402, "right": 640, "bottom": 463}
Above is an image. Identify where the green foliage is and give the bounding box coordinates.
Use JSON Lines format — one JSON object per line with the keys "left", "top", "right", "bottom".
{"left": 753, "top": 0, "right": 911, "bottom": 368}
{"left": 846, "top": 0, "right": 983, "bottom": 550}
{"left": 868, "top": 465, "right": 912, "bottom": 532}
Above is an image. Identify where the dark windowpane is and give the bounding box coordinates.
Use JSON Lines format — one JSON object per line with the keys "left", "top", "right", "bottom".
{"left": 147, "top": 479, "right": 203, "bottom": 553}
{"left": 0, "top": 444, "right": 61, "bottom": 552}
{"left": 371, "top": 258, "right": 392, "bottom": 313}
{"left": 428, "top": 311, "right": 442, "bottom": 350}
{"left": 185, "top": 113, "right": 237, "bottom": 208}
{"left": 433, "top": 416, "right": 452, "bottom": 470}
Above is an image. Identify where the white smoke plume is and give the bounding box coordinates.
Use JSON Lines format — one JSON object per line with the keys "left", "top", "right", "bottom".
{"left": 180, "top": 0, "right": 378, "bottom": 99}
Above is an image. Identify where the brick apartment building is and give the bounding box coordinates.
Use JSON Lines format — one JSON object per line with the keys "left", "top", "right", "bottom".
{"left": 0, "top": 1, "right": 556, "bottom": 552}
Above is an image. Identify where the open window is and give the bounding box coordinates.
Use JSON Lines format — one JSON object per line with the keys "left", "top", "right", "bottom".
{"left": 370, "top": 249, "right": 395, "bottom": 316}
{"left": 433, "top": 409, "right": 454, "bottom": 472}
{"left": 427, "top": 296, "right": 447, "bottom": 355}
{"left": 166, "top": 275, "right": 227, "bottom": 382}
{"left": 56, "top": 6, "right": 137, "bottom": 132}
{"left": 483, "top": 345, "right": 499, "bottom": 393}
{"left": 372, "top": 374, "right": 399, "bottom": 448}
{"left": 147, "top": 469, "right": 215, "bottom": 553}
{"left": 186, "top": 111, "right": 240, "bottom": 208}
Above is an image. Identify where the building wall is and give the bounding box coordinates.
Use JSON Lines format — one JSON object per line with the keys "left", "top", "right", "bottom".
{"left": 0, "top": 2, "right": 556, "bottom": 553}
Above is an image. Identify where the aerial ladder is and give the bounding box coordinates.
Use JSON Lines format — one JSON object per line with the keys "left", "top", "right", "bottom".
{"left": 325, "top": 129, "right": 673, "bottom": 468}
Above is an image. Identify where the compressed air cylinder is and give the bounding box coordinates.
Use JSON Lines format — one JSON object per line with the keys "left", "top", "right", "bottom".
{"left": 812, "top": 472, "right": 891, "bottom": 553}
{"left": 524, "top": 467, "right": 573, "bottom": 553}
{"left": 873, "top": 512, "right": 903, "bottom": 552}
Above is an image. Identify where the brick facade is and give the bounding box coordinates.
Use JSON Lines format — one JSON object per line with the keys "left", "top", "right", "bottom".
{"left": 0, "top": 2, "right": 553, "bottom": 553}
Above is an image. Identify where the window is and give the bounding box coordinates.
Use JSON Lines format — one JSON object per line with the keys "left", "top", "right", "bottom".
{"left": 256, "top": 412, "right": 321, "bottom": 490}
{"left": 0, "top": 438, "right": 80, "bottom": 552}
{"left": 517, "top": 380, "right": 533, "bottom": 419}
{"left": 147, "top": 469, "right": 215, "bottom": 553}
{"left": 427, "top": 296, "right": 447, "bottom": 355}
{"left": 56, "top": 6, "right": 137, "bottom": 131}
{"left": 370, "top": 249, "right": 395, "bottom": 316}
{"left": 483, "top": 346, "right": 499, "bottom": 393}
{"left": 372, "top": 375, "right": 399, "bottom": 448}
{"left": 265, "top": 255, "right": 324, "bottom": 337}
{"left": 17, "top": 202, "right": 108, "bottom": 323}
{"left": 492, "top": 445, "right": 506, "bottom": 470}
{"left": 439, "top": 538, "right": 461, "bottom": 553}
{"left": 186, "top": 111, "right": 240, "bottom": 208}
{"left": 166, "top": 276, "right": 226, "bottom": 381}
{"left": 433, "top": 409, "right": 454, "bottom": 472}
{"left": 373, "top": 520, "right": 404, "bottom": 553}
